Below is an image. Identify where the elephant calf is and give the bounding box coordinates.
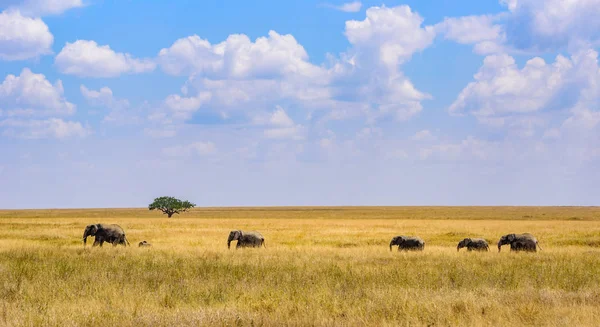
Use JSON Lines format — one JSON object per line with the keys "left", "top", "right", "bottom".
{"left": 457, "top": 238, "right": 489, "bottom": 252}
{"left": 227, "top": 230, "right": 265, "bottom": 249}
{"left": 389, "top": 236, "right": 425, "bottom": 251}
{"left": 498, "top": 233, "right": 542, "bottom": 252}
{"left": 138, "top": 241, "right": 152, "bottom": 247}
{"left": 83, "top": 224, "right": 130, "bottom": 247}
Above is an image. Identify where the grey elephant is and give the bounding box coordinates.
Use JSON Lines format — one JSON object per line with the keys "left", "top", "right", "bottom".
{"left": 83, "top": 224, "right": 130, "bottom": 247}
{"left": 497, "top": 233, "right": 542, "bottom": 252}
{"left": 457, "top": 238, "right": 489, "bottom": 252}
{"left": 138, "top": 241, "right": 152, "bottom": 247}
{"left": 227, "top": 230, "right": 265, "bottom": 249}
{"left": 389, "top": 236, "right": 425, "bottom": 251}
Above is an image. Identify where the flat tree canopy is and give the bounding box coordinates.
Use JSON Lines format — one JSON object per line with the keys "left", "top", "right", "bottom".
{"left": 148, "top": 196, "right": 196, "bottom": 218}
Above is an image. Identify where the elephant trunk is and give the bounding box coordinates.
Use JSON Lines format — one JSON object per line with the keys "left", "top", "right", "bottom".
{"left": 227, "top": 239, "right": 232, "bottom": 249}
{"left": 389, "top": 241, "right": 394, "bottom": 251}
{"left": 497, "top": 243, "right": 502, "bottom": 252}
{"left": 457, "top": 245, "right": 460, "bottom": 252}
{"left": 83, "top": 231, "right": 89, "bottom": 247}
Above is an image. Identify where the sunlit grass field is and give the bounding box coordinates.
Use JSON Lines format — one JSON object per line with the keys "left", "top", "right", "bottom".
{"left": 1, "top": 206, "right": 600, "bottom": 326}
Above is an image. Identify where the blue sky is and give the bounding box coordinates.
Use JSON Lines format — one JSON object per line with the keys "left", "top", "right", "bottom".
{"left": 1, "top": 0, "right": 599, "bottom": 208}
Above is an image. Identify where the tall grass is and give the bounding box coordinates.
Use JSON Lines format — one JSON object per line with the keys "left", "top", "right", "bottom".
{"left": 1, "top": 207, "right": 600, "bottom": 326}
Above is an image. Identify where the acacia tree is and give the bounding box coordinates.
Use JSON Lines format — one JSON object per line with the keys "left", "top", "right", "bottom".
{"left": 148, "top": 196, "right": 196, "bottom": 218}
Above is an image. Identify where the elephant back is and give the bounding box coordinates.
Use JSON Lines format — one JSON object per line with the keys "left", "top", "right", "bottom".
{"left": 242, "top": 231, "right": 264, "bottom": 240}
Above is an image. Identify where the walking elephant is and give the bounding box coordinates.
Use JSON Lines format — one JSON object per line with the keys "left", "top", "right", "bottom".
{"left": 389, "top": 236, "right": 425, "bottom": 251}
{"left": 497, "top": 233, "right": 542, "bottom": 252}
{"left": 83, "top": 224, "right": 130, "bottom": 247}
{"left": 457, "top": 238, "right": 489, "bottom": 252}
{"left": 227, "top": 230, "right": 265, "bottom": 249}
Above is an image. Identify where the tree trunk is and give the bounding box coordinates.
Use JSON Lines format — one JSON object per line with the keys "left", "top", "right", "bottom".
{"left": 167, "top": 212, "right": 173, "bottom": 218}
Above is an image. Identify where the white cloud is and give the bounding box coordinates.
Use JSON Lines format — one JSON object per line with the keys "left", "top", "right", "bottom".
{"left": 0, "top": 118, "right": 89, "bottom": 139}
{"left": 268, "top": 106, "right": 294, "bottom": 127}
{"left": 55, "top": 40, "right": 156, "bottom": 77}
{"left": 0, "top": 10, "right": 53, "bottom": 60}
{"left": 0, "top": 68, "right": 75, "bottom": 116}
{"left": 450, "top": 50, "right": 600, "bottom": 119}
{"left": 327, "top": 5, "right": 434, "bottom": 121}
{"left": 501, "top": 0, "right": 600, "bottom": 52}
{"left": 435, "top": 15, "right": 502, "bottom": 45}
{"left": 80, "top": 85, "right": 129, "bottom": 109}
{"left": 162, "top": 141, "right": 216, "bottom": 157}
{"left": 157, "top": 5, "right": 435, "bottom": 128}
{"left": 344, "top": 5, "right": 435, "bottom": 68}
{"left": 163, "top": 92, "right": 212, "bottom": 120}
{"left": 3, "top": 0, "right": 83, "bottom": 16}
{"left": 322, "top": 1, "right": 362, "bottom": 13}
{"left": 258, "top": 106, "right": 305, "bottom": 140}
{"left": 80, "top": 85, "right": 136, "bottom": 124}
{"left": 434, "top": 0, "right": 600, "bottom": 55}
{"left": 434, "top": 15, "right": 505, "bottom": 55}
{"left": 157, "top": 30, "right": 324, "bottom": 79}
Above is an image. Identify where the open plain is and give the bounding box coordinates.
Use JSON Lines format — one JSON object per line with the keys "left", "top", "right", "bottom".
{"left": 1, "top": 206, "right": 600, "bottom": 326}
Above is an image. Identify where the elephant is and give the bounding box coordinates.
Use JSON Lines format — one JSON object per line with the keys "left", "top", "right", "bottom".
{"left": 497, "top": 233, "right": 542, "bottom": 252}
{"left": 138, "top": 241, "right": 152, "bottom": 247}
{"left": 83, "top": 224, "right": 130, "bottom": 247}
{"left": 389, "top": 236, "right": 425, "bottom": 251}
{"left": 457, "top": 238, "right": 489, "bottom": 252}
{"left": 227, "top": 230, "right": 265, "bottom": 249}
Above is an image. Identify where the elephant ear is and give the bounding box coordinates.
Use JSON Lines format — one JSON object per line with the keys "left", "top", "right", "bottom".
{"left": 87, "top": 224, "right": 99, "bottom": 235}
{"left": 507, "top": 234, "right": 516, "bottom": 242}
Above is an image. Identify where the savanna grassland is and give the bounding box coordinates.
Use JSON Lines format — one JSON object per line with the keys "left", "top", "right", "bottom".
{"left": 1, "top": 206, "right": 600, "bottom": 326}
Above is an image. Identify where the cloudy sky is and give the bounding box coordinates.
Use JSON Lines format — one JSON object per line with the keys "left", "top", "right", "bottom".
{"left": 1, "top": 0, "right": 599, "bottom": 208}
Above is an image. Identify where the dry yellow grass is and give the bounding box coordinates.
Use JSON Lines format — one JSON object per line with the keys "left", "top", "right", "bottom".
{"left": 1, "top": 207, "right": 600, "bottom": 326}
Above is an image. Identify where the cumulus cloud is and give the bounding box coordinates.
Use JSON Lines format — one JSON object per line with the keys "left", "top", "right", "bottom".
{"left": 80, "top": 85, "right": 137, "bottom": 123}
{"left": 329, "top": 5, "right": 434, "bottom": 120}
{"left": 0, "top": 10, "right": 53, "bottom": 60}
{"left": 162, "top": 141, "right": 216, "bottom": 157}
{"left": 0, "top": 118, "right": 89, "bottom": 139}
{"left": 0, "top": 68, "right": 75, "bottom": 116}
{"left": 80, "top": 85, "right": 129, "bottom": 109}
{"left": 438, "top": 0, "right": 600, "bottom": 55}
{"left": 163, "top": 92, "right": 212, "bottom": 120}
{"left": 157, "top": 5, "right": 435, "bottom": 128}
{"left": 157, "top": 30, "right": 324, "bottom": 79}
{"left": 501, "top": 0, "right": 600, "bottom": 52}
{"left": 450, "top": 48, "right": 600, "bottom": 140}
{"left": 2, "top": 0, "right": 84, "bottom": 16}
{"left": 55, "top": 40, "right": 156, "bottom": 77}
{"left": 261, "top": 106, "right": 305, "bottom": 140}
{"left": 344, "top": 5, "right": 435, "bottom": 68}
{"left": 434, "top": 15, "right": 506, "bottom": 54}
{"left": 450, "top": 50, "right": 600, "bottom": 118}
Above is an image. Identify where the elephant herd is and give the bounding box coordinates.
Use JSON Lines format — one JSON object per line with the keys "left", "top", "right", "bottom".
{"left": 82, "top": 224, "right": 265, "bottom": 249}
{"left": 390, "top": 233, "right": 542, "bottom": 252}
{"left": 82, "top": 224, "right": 541, "bottom": 252}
